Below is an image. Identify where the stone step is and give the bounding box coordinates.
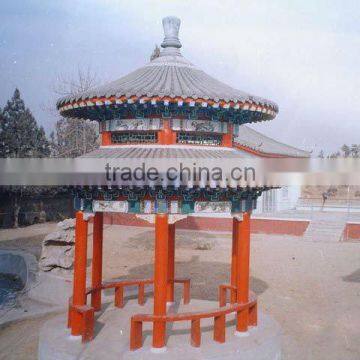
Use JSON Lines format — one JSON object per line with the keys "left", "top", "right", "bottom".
{"left": 303, "top": 218, "right": 345, "bottom": 242}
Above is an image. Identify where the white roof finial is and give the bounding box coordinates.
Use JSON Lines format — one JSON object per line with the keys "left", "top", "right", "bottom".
{"left": 161, "top": 16, "right": 182, "bottom": 49}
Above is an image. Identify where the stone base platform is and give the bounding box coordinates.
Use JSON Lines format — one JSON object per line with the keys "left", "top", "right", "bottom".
{"left": 39, "top": 299, "right": 281, "bottom": 360}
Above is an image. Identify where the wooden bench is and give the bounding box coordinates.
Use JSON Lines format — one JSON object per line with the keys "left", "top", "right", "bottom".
{"left": 68, "top": 277, "right": 191, "bottom": 343}
{"left": 130, "top": 292, "right": 257, "bottom": 350}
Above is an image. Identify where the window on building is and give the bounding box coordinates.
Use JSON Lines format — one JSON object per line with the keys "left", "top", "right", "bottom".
{"left": 111, "top": 131, "right": 158, "bottom": 144}
{"left": 176, "top": 132, "right": 222, "bottom": 146}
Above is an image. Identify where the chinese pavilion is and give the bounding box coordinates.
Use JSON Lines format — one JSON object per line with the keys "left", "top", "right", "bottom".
{"left": 57, "top": 16, "right": 281, "bottom": 353}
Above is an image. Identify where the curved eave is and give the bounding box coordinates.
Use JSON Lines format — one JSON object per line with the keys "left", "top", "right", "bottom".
{"left": 233, "top": 143, "right": 309, "bottom": 158}
{"left": 234, "top": 125, "right": 311, "bottom": 158}
{"left": 57, "top": 95, "right": 278, "bottom": 123}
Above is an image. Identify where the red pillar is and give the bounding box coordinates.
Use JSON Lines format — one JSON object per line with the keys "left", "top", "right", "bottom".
{"left": 91, "top": 212, "right": 103, "bottom": 311}
{"left": 101, "top": 131, "right": 112, "bottom": 146}
{"left": 153, "top": 214, "right": 169, "bottom": 349}
{"left": 236, "top": 212, "right": 251, "bottom": 333}
{"left": 71, "top": 211, "right": 88, "bottom": 335}
{"left": 158, "top": 120, "right": 176, "bottom": 145}
{"left": 230, "top": 217, "right": 238, "bottom": 303}
{"left": 221, "top": 124, "right": 233, "bottom": 147}
{"left": 167, "top": 223, "right": 175, "bottom": 303}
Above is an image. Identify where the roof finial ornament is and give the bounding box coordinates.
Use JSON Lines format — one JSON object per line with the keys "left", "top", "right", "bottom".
{"left": 161, "top": 16, "right": 182, "bottom": 49}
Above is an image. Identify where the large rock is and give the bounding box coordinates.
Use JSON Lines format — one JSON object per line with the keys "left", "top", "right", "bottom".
{"left": 40, "top": 245, "right": 74, "bottom": 271}
{"left": 57, "top": 218, "right": 76, "bottom": 231}
{"left": 39, "top": 219, "right": 76, "bottom": 272}
{"left": 43, "top": 230, "right": 75, "bottom": 245}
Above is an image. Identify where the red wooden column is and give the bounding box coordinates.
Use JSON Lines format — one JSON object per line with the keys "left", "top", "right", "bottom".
{"left": 158, "top": 119, "right": 176, "bottom": 145}
{"left": 230, "top": 217, "right": 238, "bottom": 303}
{"left": 153, "top": 214, "right": 169, "bottom": 349}
{"left": 91, "top": 212, "right": 103, "bottom": 311}
{"left": 221, "top": 124, "right": 233, "bottom": 147}
{"left": 101, "top": 131, "right": 112, "bottom": 146}
{"left": 235, "top": 211, "right": 251, "bottom": 334}
{"left": 167, "top": 223, "right": 175, "bottom": 303}
{"left": 71, "top": 211, "right": 89, "bottom": 335}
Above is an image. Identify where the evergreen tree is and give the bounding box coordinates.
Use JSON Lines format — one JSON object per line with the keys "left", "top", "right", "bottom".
{"left": 0, "top": 89, "right": 50, "bottom": 227}
{"left": 1, "top": 89, "right": 50, "bottom": 157}
{"left": 0, "top": 108, "right": 4, "bottom": 157}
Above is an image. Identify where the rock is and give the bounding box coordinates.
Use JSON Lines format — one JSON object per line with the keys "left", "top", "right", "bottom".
{"left": 43, "top": 230, "right": 75, "bottom": 245}
{"left": 194, "top": 239, "right": 214, "bottom": 250}
{"left": 39, "top": 218, "right": 76, "bottom": 272}
{"left": 57, "top": 218, "right": 75, "bottom": 231}
{"left": 40, "top": 245, "right": 74, "bottom": 271}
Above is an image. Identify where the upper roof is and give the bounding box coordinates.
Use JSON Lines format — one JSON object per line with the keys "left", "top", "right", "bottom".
{"left": 57, "top": 16, "right": 278, "bottom": 122}
{"left": 235, "top": 125, "right": 310, "bottom": 157}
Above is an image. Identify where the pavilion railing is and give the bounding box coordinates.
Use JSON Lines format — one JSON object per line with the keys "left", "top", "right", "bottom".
{"left": 130, "top": 290, "right": 257, "bottom": 350}
{"left": 68, "top": 277, "right": 191, "bottom": 343}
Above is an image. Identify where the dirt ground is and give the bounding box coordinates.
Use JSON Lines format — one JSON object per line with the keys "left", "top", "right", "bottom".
{"left": 0, "top": 222, "right": 359, "bottom": 359}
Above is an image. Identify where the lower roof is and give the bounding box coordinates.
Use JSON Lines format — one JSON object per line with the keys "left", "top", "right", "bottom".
{"left": 81, "top": 145, "right": 253, "bottom": 159}
{"left": 235, "top": 125, "right": 310, "bottom": 158}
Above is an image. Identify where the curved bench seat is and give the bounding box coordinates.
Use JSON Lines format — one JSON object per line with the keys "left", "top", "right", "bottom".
{"left": 130, "top": 291, "right": 257, "bottom": 349}
{"left": 68, "top": 277, "right": 191, "bottom": 343}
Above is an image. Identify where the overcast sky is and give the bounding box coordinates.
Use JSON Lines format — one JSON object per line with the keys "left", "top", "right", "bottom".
{"left": 1, "top": 0, "right": 359, "bottom": 154}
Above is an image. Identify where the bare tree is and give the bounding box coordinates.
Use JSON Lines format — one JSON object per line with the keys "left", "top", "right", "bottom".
{"left": 50, "top": 67, "right": 100, "bottom": 157}
{"left": 53, "top": 67, "right": 98, "bottom": 97}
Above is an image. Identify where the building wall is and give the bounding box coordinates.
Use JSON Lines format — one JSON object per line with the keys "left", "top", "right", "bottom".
{"left": 255, "top": 186, "right": 301, "bottom": 214}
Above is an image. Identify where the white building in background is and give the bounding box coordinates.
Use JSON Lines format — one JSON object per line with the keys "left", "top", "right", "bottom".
{"left": 255, "top": 186, "right": 302, "bottom": 214}
{"left": 234, "top": 125, "right": 309, "bottom": 214}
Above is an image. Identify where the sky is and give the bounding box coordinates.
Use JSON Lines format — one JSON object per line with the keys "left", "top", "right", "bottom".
{"left": 0, "top": 0, "right": 359, "bottom": 154}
